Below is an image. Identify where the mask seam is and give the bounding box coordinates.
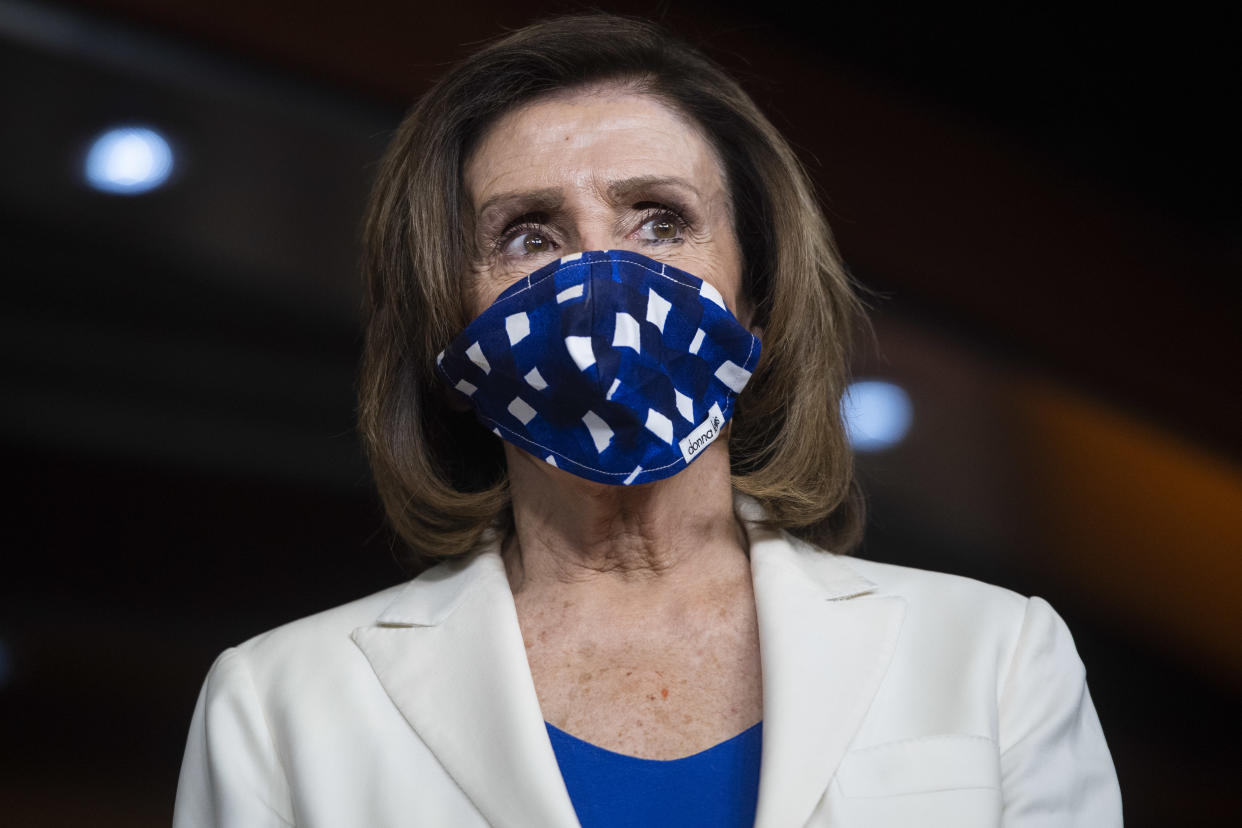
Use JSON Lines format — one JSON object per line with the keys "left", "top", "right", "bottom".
{"left": 481, "top": 414, "right": 687, "bottom": 476}
{"left": 479, "top": 254, "right": 707, "bottom": 315}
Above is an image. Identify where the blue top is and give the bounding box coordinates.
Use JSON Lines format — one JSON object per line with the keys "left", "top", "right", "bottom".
{"left": 545, "top": 721, "right": 763, "bottom": 828}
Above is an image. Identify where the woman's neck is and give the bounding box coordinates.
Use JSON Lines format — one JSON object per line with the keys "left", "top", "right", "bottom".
{"left": 502, "top": 439, "right": 749, "bottom": 599}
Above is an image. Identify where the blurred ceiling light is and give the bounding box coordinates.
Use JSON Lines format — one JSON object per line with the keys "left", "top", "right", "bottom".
{"left": 84, "top": 126, "right": 173, "bottom": 194}
{"left": 842, "top": 379, "right": 913, "bottom": 452}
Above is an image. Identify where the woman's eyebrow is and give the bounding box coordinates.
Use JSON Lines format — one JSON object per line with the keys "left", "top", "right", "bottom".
{"left": 476, "top": 187, "right": 564, "bottom": 223}
{"left": 607, "top": 176, "right": 701, "bottom": 202}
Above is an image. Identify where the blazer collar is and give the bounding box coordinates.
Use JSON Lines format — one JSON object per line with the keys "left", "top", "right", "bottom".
{"left": 738, "top": 495, "right": 906, "bottom": 828}
{"left": 352, "top": 495, "right": 905, "bottom": 828}
{"left": 351, "top": 548, "right": 580, "bottom": 828}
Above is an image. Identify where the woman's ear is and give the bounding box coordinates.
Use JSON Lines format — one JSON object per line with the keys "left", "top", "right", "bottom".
{"left": 735, "top": 292, "right": 760, "bottom": 337}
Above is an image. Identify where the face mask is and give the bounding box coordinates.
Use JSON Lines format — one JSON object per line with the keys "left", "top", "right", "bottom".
{"left": 436, "top": 249, "right": 761, "bottom": 486}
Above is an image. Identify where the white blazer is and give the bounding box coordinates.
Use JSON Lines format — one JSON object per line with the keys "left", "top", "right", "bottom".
{"left": 173, "top": 497, "right": 1122, "bottom": 827}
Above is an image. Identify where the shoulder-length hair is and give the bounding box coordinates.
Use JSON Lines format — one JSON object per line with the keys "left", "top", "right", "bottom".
{"left": 360, "top": 13, "right": 865, "bottom": 569}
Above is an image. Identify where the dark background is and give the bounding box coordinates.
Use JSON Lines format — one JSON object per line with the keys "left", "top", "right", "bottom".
{"left": 1, "top": 1, "right": 1239, "bottom": 824}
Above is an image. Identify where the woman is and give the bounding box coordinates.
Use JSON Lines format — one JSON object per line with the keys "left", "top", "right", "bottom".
{"left": 174, "top": 14, "right": 1121, "bottom": 828}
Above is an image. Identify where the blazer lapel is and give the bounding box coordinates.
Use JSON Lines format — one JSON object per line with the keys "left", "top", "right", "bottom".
{"left": 350, "top": 549, "right": 580, "bottom": 828}
{"left": 350, "top": 497, "right": 902, "bottom": 828}
{"left": 739, "top": 499, "right": 907, "bottom": 828}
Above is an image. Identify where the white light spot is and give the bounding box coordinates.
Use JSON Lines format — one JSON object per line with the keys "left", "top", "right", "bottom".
{"left": 841, "top": 380, "right": 913, "bottom": 452}
{"left": 84, "top": 126, "right": 174, "bottom": 195}
{"left": 560, "top": 252, "right": 583, "bottom": 263}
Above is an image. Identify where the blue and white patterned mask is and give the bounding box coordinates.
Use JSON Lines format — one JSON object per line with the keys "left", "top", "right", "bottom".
{"left": 436, "top": 249, "right": 761, "bottom": 486}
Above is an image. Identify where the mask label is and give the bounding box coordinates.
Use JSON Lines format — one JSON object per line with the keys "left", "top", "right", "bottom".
{"left": 679, "top": 403, "right": 725, "bottom": 463}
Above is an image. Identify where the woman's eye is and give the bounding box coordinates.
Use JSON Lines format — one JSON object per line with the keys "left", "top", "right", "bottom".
{"left": 501, "top": 230, "right": 555, "bottom": 256}
{"left": 635, "top": 212, "right": 684, "bottom": 243}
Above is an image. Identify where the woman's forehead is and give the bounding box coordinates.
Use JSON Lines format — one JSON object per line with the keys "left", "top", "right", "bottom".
{"left": 464, "top": 88, "right": 728, "bottom": 211}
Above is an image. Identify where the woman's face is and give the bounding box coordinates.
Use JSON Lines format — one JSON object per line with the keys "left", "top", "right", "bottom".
{"left": 464, "top": 87, "right": 748, "bottom": 326}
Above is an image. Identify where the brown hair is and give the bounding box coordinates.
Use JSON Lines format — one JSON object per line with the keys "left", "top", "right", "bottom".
{"left": 360, "top": 13, "right": 865, "bottom": 569}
